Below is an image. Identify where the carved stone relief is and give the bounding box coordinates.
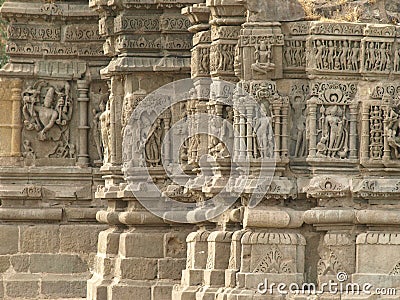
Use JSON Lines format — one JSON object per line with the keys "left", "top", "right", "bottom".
{"left": 21, "top": 81, "right": 75, "bottom": 160}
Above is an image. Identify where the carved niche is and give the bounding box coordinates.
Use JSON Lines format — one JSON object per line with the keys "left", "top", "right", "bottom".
{"left": 289, "top": 82, "right": 309, "bottom": 159}
{"left": 21, "top": 81, "right": 75, "bottom": 160}
{"left": 235, "top": 80, "right": 289, "bottom": 161}
{"left": 307, "top": 82, "right": 358, "bottom": 161}
{"left": 236, "top": 23, "right": 284, "bottom": 80}
{"left": 89, "top": 82, "right": 109, "bottom": 165}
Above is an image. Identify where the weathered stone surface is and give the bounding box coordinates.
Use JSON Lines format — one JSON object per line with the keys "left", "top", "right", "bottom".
{"left": 109, "top": 284, "right": 151, "bottom": 300}
{"left": 60, "top": 225, "right": 107, "bottom": 254}
{"left": 119, "top": 231, "right": 165, "bottom": 258}
{"left": 300, "top": 0, "right": 400, "bottom": 23}
{"left": 244, "top": 0, "right": 305, "bottom": 22}
{"left": 41, "top": 274, "right": 88, "bottom": 298}
{"left": 158, "top": 258, "right": 186, "bottom": 280}
{"left": 4, "top": 274, "right": 40, "bottom": 299}
{"left": 0, "top": 226, "right": 18, "bottom": 255}
{"left": 0, "top": 255, "right": 10, "bottom": 273}
{"left": 30, "top": 254, "right": 88, "bottom": 274}
{"left": 118, "top": 258, "right": 158, "bottom": 280}
{"left": 10, "top": 254, "right": 29, "bottom": 272}
{"left": 20, "top": 225, "right": 60, "bottom": 253}
{"left": 3, "top": 0, "right": 400, "bottom": 299}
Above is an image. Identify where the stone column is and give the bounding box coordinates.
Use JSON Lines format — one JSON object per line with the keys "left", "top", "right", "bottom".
{"left": 349, "top": 102, "right": 358, "bottom": 160}
{"left": 307, "top": 98, "right": 318, "bottom": 158}
{"left": 246, "top": 105, "right": 254, "bottom": 157}
{"left": 238, "top": 104, "right": 247, "bottom": 160}
{"left": 88, "top": 0, "right": 202, "bottom": 299}
{"left": 360, "top": 101, "right": 370, "bottom": 161}
{"left": 172, "top": 230, "right": 210, "bottom": 300}
{"left": 281, "top": 104, "right": 289, "bottom": 159}
{"left": 77, "top": 80, "right": 90, "bottom": 166}
{"left": 304, "top": 209, "right": 357, "bottom": 291}
{"left": 0, "top": 79, "right": 22, "bottom": 165}
{"left": 195, "top": 231, "right": 233, "bottom": 299}
{"left": 273, "top": 103, "right": 281, "bottom": 159}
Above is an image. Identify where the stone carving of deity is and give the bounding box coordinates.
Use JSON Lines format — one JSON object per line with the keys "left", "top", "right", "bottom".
{"left": 100, "top": 100, "right": 111, "bottom": 164}
{"left": 145, "top": 118, "right": 163, "bottom": 167}
{"left": 22, "top": 83, "right": 73, "bottom": 141}
{"left": 252, "top": 40, "right": 275, "bottom": 74}
{"left": 294, "top": 103, "right": 307, "bottom": 157}
{"left": 254, "top": 102, "right": 274, "bottom": 158}
{"left": 21, "top": 82, "right": 75, "bottom": 159}
{"left": 316, "top": 104, "right": 349, "bottom": 159}
{"left": 209, "top": 106, "right": 233, "bottom": 159}
{"left": 92, "top": 101, "right": 106, "bottom": 162}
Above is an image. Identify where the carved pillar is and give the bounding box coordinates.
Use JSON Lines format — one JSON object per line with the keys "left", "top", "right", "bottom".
{"left": 195, "top": 231, "right": 233, "bottom": 299}
{"left": 77, "top": 80, "right": 90, "bottom": 166}
{"left": 360, "top": 101, "right": 370, "bottom": 162}
{"left": 0, "top": 79, "right": 22, "bottom": 165}
{"left": 89, "top": 0, "right": 202, "bottom": 299}
{"left": 304, "top": 209, "right": 357, "bottom": 291}
{"left": 172, "top": 230, "right": 210, "bottom": 300}
{"left": 207, "top": 0, "right": 245, "bottom": 82}
{"left": 109, "top": 75, "right": 124, "bottom": 166}
{"left": 273, "top": 103, "right": 281, "bottom": 159}
{"left": 238, "top": 104, "right": 247, "bottom": 160}
{"left": 10, "top": 79, "right": 22, "bottom": 157}
{"left": 349, "top": 102, "right": 358, "bottom": 160}
{"left": 281, "top": 104, "right": 289, "bottom": 159}
{"left": 307, "top": 97, "right": 317, "bottom": 158}
{"left": 246, "top": 105, "right": 253, "bottom": 157}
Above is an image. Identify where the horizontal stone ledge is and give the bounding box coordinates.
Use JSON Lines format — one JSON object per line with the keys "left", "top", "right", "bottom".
{"left": 243, "top": 207, "right": 304, "bottom": 228}
{"left": 64, "top": 208, "right": 101, "bottom": 221}
{"left": 0, "top": 208, "right": 62, "bottom": 221}
{"left": 0, "top": 3, "right": 98, "bottom": 18}
{"left": 303, "top": 209, "right": 355, "bottom": 225}
{"left": 356, "top": 210, "right": 400, "bottom": 225}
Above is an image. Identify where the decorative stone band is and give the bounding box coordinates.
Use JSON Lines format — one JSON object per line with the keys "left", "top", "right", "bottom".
{"left": 1, "top": 2, "right": 98, "bottom": 19}
{"left": 241, "top": 232, "right": 306, "bottom": 246}
{"left": 357, "top": 232, "right": 400, "bottom": 245}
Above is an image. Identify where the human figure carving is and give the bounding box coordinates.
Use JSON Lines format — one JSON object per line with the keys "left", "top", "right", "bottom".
{"left": 315, "top": 40, "right": 324, "bottom": 69}
{"left": 92, "top": 101, "right": 105, "bottom": 161}
{"left": 317, "top": 103, "right": 349, "bottom": 159}
{"left": 100, "top": 100, "right": 111, "bottom": 163}
{"left": 384, "top": 97, "right": 400, "bottom": 159}
{"left": 350, "top": 41, "right": 360, "bottom": 70}
{"left": 252, "top": 41, "right": 275, "bottom": 74}
{"left": 340, "top": 41, "right": 349, "bottom": 70}
{"left": 145, "top": 118, "right": 163, "bottom": 167}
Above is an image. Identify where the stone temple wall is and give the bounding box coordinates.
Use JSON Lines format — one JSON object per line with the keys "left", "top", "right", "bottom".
{"left": 0, "top": 0, "right": 109, "bottom": 299}
{"left": 1, "top": 0, "right": 400, "bottom": 300}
